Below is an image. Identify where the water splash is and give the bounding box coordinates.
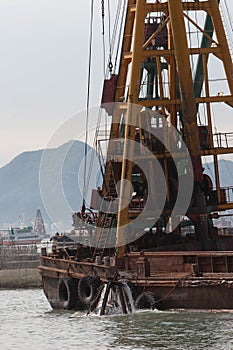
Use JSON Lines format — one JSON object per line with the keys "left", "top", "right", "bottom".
{"left": 122, "top": 282, "right": 135, "bottom": 313}
{"left": 88, "top": 281, "right": 135, "bottom": 316}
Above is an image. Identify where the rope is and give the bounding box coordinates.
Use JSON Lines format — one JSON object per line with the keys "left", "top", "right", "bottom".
{"left": 107, "top": 0, "right": 113, "bottom": 73}
{"left": 155, "top": 272, "right": 193, "bottom": 305}
{"left": 150, "top": 272, "right": 193, "bottom": 306}
{"left": 114, "top": 0, "right": 127, "bottom": 72}
{"left": 84, "top": 0, "right": 125, "bottom": 200}
{"left": 83, "top": 0, "right": 95, "bottom": 209}
{"left": 223, "top": 0, "right": 233, "bottom": 32}
{"left": 101, "top": 0, "right": 106, "bottom": 74}
{"left": 220, "top": 0, "right": 233, "bottom": 59}
{"left": 106, "top": 0, "right": 122, "bottom": 75}
{"left": 82, "top": 0, "right": 126, "bottom": 207}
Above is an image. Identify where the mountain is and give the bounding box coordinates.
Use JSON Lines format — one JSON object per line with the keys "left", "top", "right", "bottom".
{"left": 0, "top": 142, "right": 232, "bottom": 229}
{"left": 0, "top": 140, "right": 95, "bottom": 229}
{"left": 204, "top": 159, "right": 233, "bottom": 187}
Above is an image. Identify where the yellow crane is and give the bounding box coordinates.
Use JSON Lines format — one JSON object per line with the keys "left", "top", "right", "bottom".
{"left": 99, "top": 0, "right": 233, "bottom": 254}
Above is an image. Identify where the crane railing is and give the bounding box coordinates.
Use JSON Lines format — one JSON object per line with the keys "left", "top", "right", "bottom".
{"left": 213, "top": 132, "right": 233, "bottom": 149}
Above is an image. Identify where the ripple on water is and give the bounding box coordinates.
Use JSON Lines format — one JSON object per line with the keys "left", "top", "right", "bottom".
{"left": 1, "top": 289, "right": 233, "bottom": 350}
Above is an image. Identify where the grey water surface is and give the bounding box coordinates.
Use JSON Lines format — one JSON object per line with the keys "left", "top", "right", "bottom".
{"left": 1, "top": 289, "right": 233, "bottom": 350}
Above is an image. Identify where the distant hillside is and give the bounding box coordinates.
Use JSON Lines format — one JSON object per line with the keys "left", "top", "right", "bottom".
{"left": 0, "top": 140, "right": 93, "bottom": 228}
{"left": 0, "top": 142, "right": 232, "bottom": 229}
{"left": 204, "top": 159, "right": 233, "bottom": 187}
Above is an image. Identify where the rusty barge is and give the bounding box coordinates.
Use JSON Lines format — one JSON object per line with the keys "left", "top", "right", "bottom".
{"left": 39, "top": 0, "right": 233, "bottom": 312}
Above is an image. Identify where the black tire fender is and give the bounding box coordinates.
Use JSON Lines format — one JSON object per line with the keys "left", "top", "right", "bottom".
{"left": 58, "top": 277, "right": 78, "bottom": 310}
{"left": 78, "top": 276, "right": 101, "bottom": 306}
{"left": 135, "top": 291, "right": 158, "bottom": 310}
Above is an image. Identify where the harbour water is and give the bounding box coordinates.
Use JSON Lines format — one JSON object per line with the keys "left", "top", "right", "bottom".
{"left": 1, "top": 288, "right": 233, "bottom": 350}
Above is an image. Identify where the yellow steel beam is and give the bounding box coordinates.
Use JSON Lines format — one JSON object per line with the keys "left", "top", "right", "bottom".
{"left": 109, "top": 147, "right": 233, "bottom": 162}
{"left": 103, "top": 0, "right": 136, "bottom": 195}
{"left": 123, "top": 47, "right": 222, "bottom": 60}
{"left": 168, "top": 0, "right": 203, "bottom": 185}
{"left": 143, "top": 16, "right": 170, "bottom": 50}
{"left": 136, "top": 95, "right": 233, "bottom": 107}
{"left": 115, "top": 0, "right": 136, "bottom": 103}
{"left": 115, "top": 95, "right": 233, "bottom": 112}
{"left": 201, "top": 147, "right": 233, "bottom": 156}
{"left": 129, "top": 1, "right": 210, "bottom": 13}
{"left": 211, "top": 203, "right": 233, "bottom": 212}
{"left": 116, "top": 0, "right": 146, "bottom": 257}
{"left": 168, "top": 19, "right": 177, "bottom": 127}
{"left": 208, "top": 0, "right": 233, "bottom": 96}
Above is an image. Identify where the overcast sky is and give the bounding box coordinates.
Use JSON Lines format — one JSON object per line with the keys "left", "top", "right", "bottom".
{"left": 0, "top": 0, "right": 108, "bottom": 167}
{"left": 0, "top": 0, "right": 232, "bottom": 167}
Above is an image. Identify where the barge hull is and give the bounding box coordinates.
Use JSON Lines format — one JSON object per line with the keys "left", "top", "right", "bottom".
{"left": 39, "top": 251, "right": 233, "bottom": 310}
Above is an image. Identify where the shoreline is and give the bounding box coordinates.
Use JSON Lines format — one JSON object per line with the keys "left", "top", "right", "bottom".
{"left": 0, "top": 268, "right": 42, "bottom": 289}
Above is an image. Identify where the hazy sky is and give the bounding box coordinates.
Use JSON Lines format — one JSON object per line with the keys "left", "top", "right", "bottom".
{"left": 0, "top": 0, "right": 107, "bottom": 167}
{"left": 0, "top": 0, "right": 232, "bottom": 167}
